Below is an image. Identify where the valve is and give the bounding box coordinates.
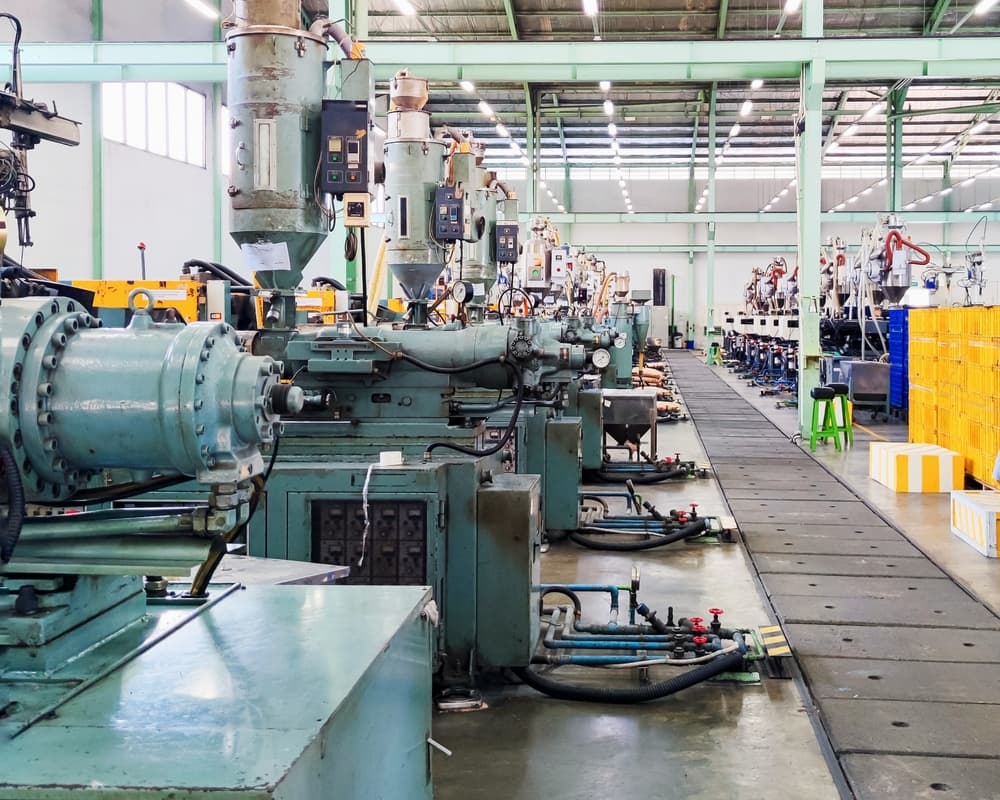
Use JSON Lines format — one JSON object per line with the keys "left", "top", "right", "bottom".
{"left": 689, "top": 503, "right": 699, "bottom": 519}
{"left": 691, "top": 624, "right": 708, "bottom": 635}
{"left": 692, "top": 635, "right": 708, "bottom": 655}
{"left": 709, "top": 607, "right": 724, "bottom": 633}
{"left": 689, "top": 616, "right": 703, "bottom": 627}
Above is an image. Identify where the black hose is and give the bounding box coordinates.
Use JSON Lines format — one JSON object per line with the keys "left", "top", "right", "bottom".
{"left": 420, "top": 359, "right": 524, "bottom": 458}
{"left": 183, "top": 259, "right": 252, "bottom": 287}
{"left": 311, "top": 276, "right": 348, "bottom": 291}
{"left": 496, "top": 287, "right": 535, "bottom": 324}
{"left": 514, "top": 650, "right": 744, "bottom": 704}
{"left": 587, "top": 466, "right": 691, "bottom": 484}
{"left": 263, "top": 431, "right": 281, "bottom": 483}
{"left": 540, "top": 586, "right": 582, "bottom": 617}
{"left": 359, "top": 230, "right": 369, "bottom": 325}
{"left": 568, "top": 518, "right": 708, "bottom": 551}
{"left": 0, "top": 443, "right": 26, "bottom": 563}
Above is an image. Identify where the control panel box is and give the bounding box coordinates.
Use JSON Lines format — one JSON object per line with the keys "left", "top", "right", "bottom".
{"left": 319, "top": 100, "right": 368, "bottom": 197}
{"left": 495, "top": 223, "right": 519, "bottom": 264}
{"left": 551, "top": 245, "right": 570, "bottom": 284}
{"left": 434, "top": 186, "right": 464, "bottom": 241}
{"left": 342, "top": 192, "right": 369, "bottom": 227}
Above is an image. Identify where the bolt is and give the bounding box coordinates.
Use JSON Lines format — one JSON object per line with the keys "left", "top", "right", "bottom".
{"left": 64, "top": 318, "right": 78, "bottom": 332}
{"left": 206, "top": 336, "right": 216, "bottom": 347}
{"left": 37, "top": 412, "right": 52, "bottom": 425}
{"left": 200, "top": 350, "right": 211, "bottom": 361}
{"left": 44, "top": 438, "right": 58, "bottom": 451}
{"left": 37, "top": 383, "right": 53, "bottom": 397}
{"left": 194, "top": 399, "right": 204, "bottom": 411}
{"left": 206, "top": 456, "right": 217, "bottom": 468}
{"left": 196, "top": 374, "right": 206, "bottom": 384}
{"left": 196, "top": 424, "right": 206, "bottom": 435}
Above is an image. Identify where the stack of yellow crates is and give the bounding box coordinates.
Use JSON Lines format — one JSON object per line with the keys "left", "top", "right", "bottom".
{"left": 909, "top": 307, "right": 1000, "bottom": 489}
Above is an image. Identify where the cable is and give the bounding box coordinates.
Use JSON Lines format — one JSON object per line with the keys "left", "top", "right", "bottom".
{"left": 513, "top": 650, "right": 743, "bottom": 704}
{"left": 262, "top": 431, "right": 281, "bottom": 484}
{"left": 359, "top": 228, "right": 369, "bottom": 324}
{"left": 496, "top": 287, "right": 535, "bottom": 323}
{"left": 0, "top": 13, "right": 23, "bottom": 97}
{"left": 568, "top": 518, "right": 708, "bottom": 551}
{"left": 0, "top": 443, "right": 26, "bottom": 563}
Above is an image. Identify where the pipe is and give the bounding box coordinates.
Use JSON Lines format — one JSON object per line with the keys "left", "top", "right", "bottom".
{"left": 309, "top": 17, "right": 357, "bottom": 59}
{"left": 514, "top": 650, "right": 744, "bottom": 704}
{"left": 569, "top": 518, "right": 708, "bottom": 551}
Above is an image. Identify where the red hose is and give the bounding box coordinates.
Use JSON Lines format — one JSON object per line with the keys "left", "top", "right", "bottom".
{"left": 885, "top": 230, "right": 930, "bottom": 267}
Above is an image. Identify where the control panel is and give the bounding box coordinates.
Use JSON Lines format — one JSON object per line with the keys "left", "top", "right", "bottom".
{"left": 495, "top": 223, "right": 519, "bottom": 264}
{"left": 342, "top": 192, "right": 370, "bottom": 227}
{"left": 319, "top": 100, "right": 369, "bottom": 197}
{"left": 551, "top": 245, "right": 570, "bottom": 284}
{"left": 433, "top": 186, "right": 464, "bottom": 242}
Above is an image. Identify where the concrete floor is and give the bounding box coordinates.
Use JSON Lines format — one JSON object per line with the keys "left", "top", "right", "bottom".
{"left": 711, "top": 364, "right": 1000, "bottom": 616}
{"left": 433, "top": 406, "right": 843, "bottom": 800}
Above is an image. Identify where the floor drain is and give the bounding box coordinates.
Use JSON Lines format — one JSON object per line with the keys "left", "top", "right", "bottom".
{"left": 891, "top": 721, "right": 910, "bottom": 728}
{"left": 867, "top": 675, "right": 881, "bottom": 680}
{"left": 930, "top": 784, "right": 951, "bottom": 792}
{"left": 842, "top": 637, "right": 853, "bottom": 642}
{"left": 824, "top": 604, "right": 834, "bottom": 609}
{"left": 963, "top": 642, "right": 975, "bottom": 647}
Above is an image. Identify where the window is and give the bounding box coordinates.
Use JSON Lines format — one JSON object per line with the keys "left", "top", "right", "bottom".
{"left": 102, "top": 81, "right": 207, "bottom": 168}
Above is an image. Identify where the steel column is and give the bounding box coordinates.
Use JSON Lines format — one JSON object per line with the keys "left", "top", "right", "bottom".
{"left": 90, "top": 0, "right": 103, "bottom": 279}
{"left": 802, "top": 0, "right": 825, "bottom": 38}
{"left": 796, "top": 58, "right": 825, "bottom": 435}
{"left": 525, "top": 82, "right": 537, "bottom": 214}
{"left": 889, "top": 87, "right": 907, "bottom": 211}
{"left": 706, "top": 83, "right": 717, "bottom": 353}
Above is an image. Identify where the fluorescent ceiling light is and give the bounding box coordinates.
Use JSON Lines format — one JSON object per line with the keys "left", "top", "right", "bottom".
{"left": 183, "top": 0, "right": 220, "bottom": 18}
{"left": 861, "top": 186, "right": 873, "bottom": 195}
{"left": 509, "top": 141, "right": 521, "bottom": 154}
{"left": 392, "top": 0, "right": 417, "bottom": 14}
{"left": 603, "top": 100, "right": 614, "bottom": 116}
{"left": 607, "top": 122, "right": 618, "bottom": 137}
{"left": 784, "top": 0, "right": 802, "bottom": 14}
{"left": 613, "top": 155, "right": 621, "bottom": 165}
{"left": 539, "top": 180, "right": 547, "bottom": 189}
{"left": 618, "top": 179, "right": 626, "bottom": 188}
{"left": 847, "top": 196, "right": 858, "bottom": 204}
{"left": 610, "top": 140, "right": 620, "bottom": 152}
{"left": 459, "top": 81, "right": 476, "bottom": 93}
{"left": 740, "top": 99, "right": 753, "bottom": 117}
{"left": 877, "top": 178, "right": 888, "bottom": 186}
{"left": 729, "top": 123, "right": 741, "bottom": 138}
{"left": 970, "top": 120, "right": 990, "bottom": 135}
{"left": 583, "top": 0, "right": 599, "bottom": 16}
{"left": 520, "top": 155, "right": 529, "bottom": 165}
{"left": 628, "top": 209, "right": 635, "bottom": 214}
{"left": 478, "top": 100, "right": 494, "bottom": 117}
{"left": 914, "top": 153, "right": 931, "bottom": 164}
{"left": 975, "top": 0, "right": 999, "bottom": 14}
{"left": 904, "top": 202, "right": 917, "bottom": 210}
{"left": 919, "top": 194, "right": 933, "bottom": 203}
{"left": 750, "top": 79, "right": 764, "bottom": 90}
{"left": 979, "top": 201, "right": 994, "bottom": 209}
{"left": 558, "top": 204, "right": 566, "bottom": 212}
{"left": 961, "top": 177, "right": 976, "bottom": 187}
{"left": 495, "top": 123, "right": 509, "bottom": 138}
{"left": 790, "top": 178, "right": 797, "bottom": 186}
{"left": 834, "top": 202, "right": 846, "bottom": 210}
{"left": 940, "top": 186, "right": 953, "bottom": 195}
{"left": 763, "top": 204, "right": 772, "bottom": 211}
{"left": 862, "top": 102, "right": 885, "bottom": 120}
{"left": 779, "top": 188, "right": 788, "bottom": 197}
{"left": 843, "top": 125, "right": 859, "bottom": 137}
{"left": 599, "top": 80, "right": 612, "bottom": 92}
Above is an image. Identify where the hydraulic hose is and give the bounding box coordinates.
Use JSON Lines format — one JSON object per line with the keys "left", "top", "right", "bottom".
{"left": 183, "top": 259, "right": 252, "bottom": 287}
{"left": 588, "top": 466, "right": 691, "bottom": 484}
{"left": 540, "top": 586, "right": 583, "bottom": 617}
{"left": 417, "top": 358, "right": 525, "bottom": 459}
{"left": 0, "top": 443, "right": 26, "bottom": 563}
{"left": 312, "top": 276, "right": 348, "bottom": 291}
{"left": 569, "top": 518, "right": 708, "bottom": 551}
{"left": 513, "top": 649, "right": 743, "bottom": 704}
{"left": 37, "top": 473, "right": 190, "bottom": 508}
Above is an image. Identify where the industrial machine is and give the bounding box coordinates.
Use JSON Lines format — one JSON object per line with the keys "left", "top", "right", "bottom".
{"left": 0, "top": 291, "right": 434, "bottom": 797}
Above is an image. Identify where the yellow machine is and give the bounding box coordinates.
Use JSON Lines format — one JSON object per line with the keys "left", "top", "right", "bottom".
{"left": 71, "top": 279, "right": 202, "bottom": 322}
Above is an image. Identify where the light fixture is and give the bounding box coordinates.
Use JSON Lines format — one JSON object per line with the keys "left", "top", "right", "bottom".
{"left": 763, "top": 204, "right": 772, "bottom": 211}
{"left": 979, "top": 201, "right": 995, "bottom": 209}
{"left": 914, "top": 153, "right": 931, "bottom": 164}
{"left": 539, "top": 180, "right": 547, "bottom": 189}
{"left": 599, "top": 80, "right": 612, "bottom": 92}
{"left": 862, "top": 187, "right": 873, "bottom": 195}
{"left": 618, "top": 179, "right": 626, "bottom": 188}
{"left": 583, "top": 0, "right": 599, "bottom": 16}
{"left": 904, "top": 202, "right": 917, "bottom": 210}
{"left": 790, "top": 178, "right": 797, "bottom": 186}
{"left": 961, "top": 177, "right": 976, "bottom": 187}
{"left": 603, "top": 100, "right": 614, "bottom": 116}
{"left": 940, "top": 186, "right": 953, "bottom": 196}
{"left": 495, "top": 123, "right": 509, "bottom": 138}
{"left": 751, "top": 79, "right": 764, "bottom": 91}
{"left": 740, "top": 99, "right": 753, "bottom": 117}
{"left": 607, "top": 122, "right": 618, "bottom": 137}
{"left": 478, "top": 100, "right": 494, "bottom": 117}
{"left": 459, "top": 80, "right": 476, "bottom": 93}
{"left": 520, "top": 155, "right": 529, "bottom": 166}
{"left": 847, "top": 196, "right": 858, "bottom": 204}
{"left": 509, "top": 141, "right": 522, "bottom": 154}
{"left": 784, "top": 0, "right": 802, "bottom": 13}
{"left": 834, "top": 202, "right": 846, "bottom": 210}
{"left": 843, "top": 125, "right": 859, "bottom": 137}
{"left": 391, "top": 0, "right": 417, "bottom": 14}
{"left": 919, "top": 194, "right": 934, "bottom": 203}
{"left": 877, "top": 177, "right": 888, "bottom": 186}
{"left": 729, "top": 123, "right": 741, "bottom": 138}
{"left": 974, "top": 0, "right": 999, "bottom": 15}
{"left": 862, "top": 102, "right": 885, "bottom": 120}
{"left": 558, "top": 204, "right": 566, "bottom": 212}
{"left": 970, "top": 120, "right": 990, "bottom": 135}
{"left": 610, "top": 140, "right": 620, "bottom": 152}
{"left": 779, "top": 188, "right": 788, "bottom": 197}
{"left": 183, "top": 0, "right": 221, "bottom": 18}
{"left": 613, "top": 154, "right": 621, "bottom": 165}
{"left": 628, "top": 209, "right": 635, "bottom": 214}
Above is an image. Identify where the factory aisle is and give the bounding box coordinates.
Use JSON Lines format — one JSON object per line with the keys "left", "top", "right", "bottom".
{"left": 433, "top": 409, "right": 842, "bottom": 800}
{"left": 668, "top": 351, "right": 1000, "bottom": 800}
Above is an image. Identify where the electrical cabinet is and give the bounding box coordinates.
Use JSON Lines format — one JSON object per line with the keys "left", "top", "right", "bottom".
{"left": 495, "top": 223, "right": 519, "bottom": 264}
{"left": 434, "top": 186, "right": 464, "bottom": 241}
{"left": 319, "top": 99, "right": 369, "bottom": 196}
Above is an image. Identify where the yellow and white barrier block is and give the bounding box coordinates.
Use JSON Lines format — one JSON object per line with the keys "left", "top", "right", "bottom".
{"left": 950, "top": 491, "right": 1000, "bottom": 557}
{"left": 869, "top": 442, "right": 964, "bottom": 493}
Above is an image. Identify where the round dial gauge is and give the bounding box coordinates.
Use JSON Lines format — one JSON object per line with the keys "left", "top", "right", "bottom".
{"left": 592, "top": 348, "right": 612, "bottom": 369}
{"left": 613, "top": 335, "right": 628, "bottom": 350}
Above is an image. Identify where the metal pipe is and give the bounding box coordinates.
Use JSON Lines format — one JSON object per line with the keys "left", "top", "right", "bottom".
{"left": 11, "top": 582, "right": 244, "bottom": 739}
{"left": 19, "top": 512, "right": 197, "bottom": 540}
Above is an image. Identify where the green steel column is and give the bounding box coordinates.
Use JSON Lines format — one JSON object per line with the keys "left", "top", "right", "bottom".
{"left": 802, "top": 0, "right": 824, "bottom": 37}
{"left": 525, "top": 84, "right": 536, "bottom": 214}
{"left": 90, "top": 0, "right": 103, "bottom": 278}
{"left": 796, "top": 57, "right": 826, "bottom": 435}
{"left": 889, "top": 88, "right": 906, "bottom": 211}
{"left": 687, "top": 93, "right": 701, "bottom": 345}
{"left": 211, "top": 83, "right": 223, "bottom": 263}
{"left": 942, "top": 160, "right": 952, "bottom": 254}
{"left": 705, "top": 84, "right": 718, "bottom": 355}
{"left": 355, "top": 0, "right": 369, "bottom": 39}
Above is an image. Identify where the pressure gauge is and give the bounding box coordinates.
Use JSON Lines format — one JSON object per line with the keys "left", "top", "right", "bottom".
{"left": 592, "top": 348, "right": 612, "bottom": 369}
{"left": 613, "top": 335, "right": 628, "bottom": 350}
{"left": 452, "top": 280, "right": 474, "bottom": 304}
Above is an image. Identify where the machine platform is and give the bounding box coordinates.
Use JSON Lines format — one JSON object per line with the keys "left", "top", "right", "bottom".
{"left": 0, "top": 584, "right": 434, "bottom": 799}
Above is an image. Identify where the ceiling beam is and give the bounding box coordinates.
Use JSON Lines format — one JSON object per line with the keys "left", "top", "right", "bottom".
{"left": 717, "top": 0, "right": 730, "bottom": 38}
{"left": 923, "top": 0, "right": 954, "bottom": 34}
{"left": 822, "top": 91, "right": 851, "bottom": 156}
{"left": 501, "top": 0, "right": 519, "bottom": 40}
{"left": 9, "top": 39, "right": 1000, "bottom": 84}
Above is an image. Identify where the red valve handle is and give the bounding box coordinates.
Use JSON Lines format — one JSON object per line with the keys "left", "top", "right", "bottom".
{"left": 708, "top": 607, "right": 724, "bottom": 616}
{"left": 691, "top": 624, "right": 708, "bottom": 634}
{"left": 689, "top": 616, "right": 703, "bottom": 624}
{"left": 692, "top": 636, "right": 708, "bottom": 645}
